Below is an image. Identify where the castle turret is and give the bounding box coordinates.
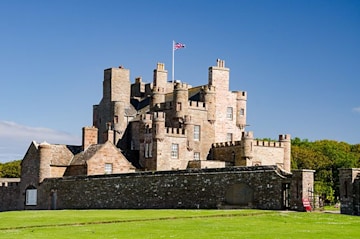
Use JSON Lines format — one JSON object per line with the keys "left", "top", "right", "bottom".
{"left": 151, "top": 63, "right": 167, "bottom": 109}
{"left": 152, "top": 112, "right": 165, "bottom": 141}
{"left": 279, "top": 134, "right": 291, "bottom": 172}
{"left": 236, "top": 91, "right": 247, "bottom": 130}
{"left": 38, "top": 142, "right": 52, "bottom": 183}
{"left": 204, "top": 85, "right": 216, "bottom": 123}
{"left": 238, "top": 131, "right": 254, "bottom": 166}
{"left": 173, "top": 82, "right": 189, "bottom": 123}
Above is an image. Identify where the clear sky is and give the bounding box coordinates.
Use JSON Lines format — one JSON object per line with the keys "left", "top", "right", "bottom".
{"left": 0, "top": 0, "right": 359, "bottom": 163}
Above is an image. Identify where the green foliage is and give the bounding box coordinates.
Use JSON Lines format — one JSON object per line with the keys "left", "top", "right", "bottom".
{"left": 291, "top": 138, "right": 360, "bottom": 203}
{"left": 0, "top": 210, "right": 359, "bottom": 239}
{"left": 0, "top": 160, "right": 21, "bottom": 178}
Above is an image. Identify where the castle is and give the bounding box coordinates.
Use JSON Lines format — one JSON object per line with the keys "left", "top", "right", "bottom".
{"left": 1, "top": 59, "right": 316, "bottom": 212}
{"left": 91, "top": 59, "right": 291, "bottom": 172}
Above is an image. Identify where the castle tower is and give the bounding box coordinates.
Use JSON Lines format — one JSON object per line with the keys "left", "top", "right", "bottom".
{"left": 208, "top": 59, "right": 229, "bottom": 93}
{"left": 238, "top": 131, "right": 254, "bottom": 166}
{"left": 151, "top": 63, "right": 167, "bottom": 109}
{"left": 279, "top": 134, "right": 291, "bottom": 172}
{"left": 38, "top": 142, "right": 52, "bottom": 183}
{"left": 236, "top": 91, "right": 247, "bottom": 130}
{"left": 173, "top": 82, "right": 189, "bottom": 124}
{"left": 204, "top": 85, "right": 216, "bottom": 123}
{"left": 151, "top": 112, "right": 166, "bottom": 170}
{"left": 95, "top": 66, "right": 131, "bottom": 144}
{"left": 103, "top": 66, "right": 130, "bottom": 103}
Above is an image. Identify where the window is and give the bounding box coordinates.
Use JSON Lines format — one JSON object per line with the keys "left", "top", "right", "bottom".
{"left": 194, "top": 125, "right": 200, "bottom": 140}
{"left": 145, "top": 142, "right": 152, "bottom": 158}
{"left": 26, "top": 188, "right": 37, "bottom": 206}
{"left": 194, "top": 152, "right": 200, "bottom": 161}
{"left": 104, "top": 163, "right": 113, "bottom": 174}
{"left": 240, "top": 108, "right": 245, "bottom": 116}
{"left": 226, "top": 133, "right": 233, "bottom": 141}
{"left": 171, "top": 143, "right": 179, "bottom": 159}
{"left": 226, "top": 107, "right": 233, "bottom": 120}
{"left": 176, "top": 102, "right": 182, "bottom": 111}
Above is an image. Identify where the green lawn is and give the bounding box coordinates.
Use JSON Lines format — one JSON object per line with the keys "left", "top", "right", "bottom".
{"left": 0, "top": 209, "right": 358, "bottom": 238}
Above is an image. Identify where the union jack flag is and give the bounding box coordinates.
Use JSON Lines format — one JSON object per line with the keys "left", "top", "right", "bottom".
{"left": 174, "top": 42, "right": 186, "bottom": 50}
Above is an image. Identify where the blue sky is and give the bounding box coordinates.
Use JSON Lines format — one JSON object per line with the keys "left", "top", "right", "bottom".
{"left": 0, "top": 0, "right": 359, "bottom": 163}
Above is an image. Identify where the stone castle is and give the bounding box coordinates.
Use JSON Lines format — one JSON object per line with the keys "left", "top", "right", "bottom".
{"left": 1, "top": 59, "right": 317, "bottom": 212}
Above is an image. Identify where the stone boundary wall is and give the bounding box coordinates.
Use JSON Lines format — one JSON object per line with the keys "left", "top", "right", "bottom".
{"left": 34, "top": 166, "right": 295, "bottom": 210}
{"left": 0, "top": 180, "right": 20, "bottom": 211}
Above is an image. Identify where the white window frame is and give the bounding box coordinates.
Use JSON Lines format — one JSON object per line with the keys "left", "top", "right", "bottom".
{"left": 227, "top": 107, "right": 233, "bottom": 120}
{"left": 171, "top": 143, "right": 179, "bottom": 159}
{"left": 194, "top": 152, "right": 200, "bottom": 161}
{"left": 104, "top": 163, "right": 113, "bottom": 174}
{"left": 26, "top": 189, "right": 37, "bottom": 206}
{"left": 194, "top": 125, "right": 200, "bottom": 141}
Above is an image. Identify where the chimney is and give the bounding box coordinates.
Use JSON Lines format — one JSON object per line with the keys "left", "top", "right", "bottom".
{"left": 103, "top": 122, "right": 114, "bottom": 144}
{"left": 82, "top": 126, "right": 98, "bottom": 150}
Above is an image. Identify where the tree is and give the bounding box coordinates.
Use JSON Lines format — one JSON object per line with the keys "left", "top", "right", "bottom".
{"left": 0, "top": 160, "right": 21, "bottom": 178}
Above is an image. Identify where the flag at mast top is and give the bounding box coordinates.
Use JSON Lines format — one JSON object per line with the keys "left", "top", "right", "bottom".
{"left": 174, "top": 42, "right": 186, "bottom": 50}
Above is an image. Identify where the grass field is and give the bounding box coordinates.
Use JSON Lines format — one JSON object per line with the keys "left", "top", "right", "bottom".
{"left": 0, "top": 209, "right": 359, "bottom": 238}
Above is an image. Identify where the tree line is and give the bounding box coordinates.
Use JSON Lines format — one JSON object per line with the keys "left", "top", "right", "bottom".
{"left": 1, "top": 138, "right": 360, "bottom": 203}
{"left": 291, "top": 138, "right": 360, "bottom": 203}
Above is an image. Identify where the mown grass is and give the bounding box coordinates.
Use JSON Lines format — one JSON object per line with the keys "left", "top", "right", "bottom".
{"left": 0, "top": 209, "right": 358, "bottom": 238}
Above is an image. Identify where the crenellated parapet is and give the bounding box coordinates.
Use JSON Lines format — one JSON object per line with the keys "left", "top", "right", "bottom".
{"left": 189, "top": 100, "right": 206, "bottom": 109}
{"left": 212, "top": 140, "right": 241, "bottom": 148}
{"left": 165, "top": 127, "right": 186, "bottom": 136}
{"left": 153, "top": 111, "right": 165, "bottom": 121}
{"left": 174, "top": 81, "right": 190, "bottom": 90}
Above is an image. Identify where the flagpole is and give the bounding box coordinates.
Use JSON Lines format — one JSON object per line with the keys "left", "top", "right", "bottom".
{"left": 172, "top": 40, "right": 175, "bottom": 83}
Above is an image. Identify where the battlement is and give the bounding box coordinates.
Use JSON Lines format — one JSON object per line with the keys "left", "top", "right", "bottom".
{"left": 212, "top": 140, "right": 242, "bottom": 148}
{"left": 175, "top": 82, "right": 189, "bottom": 90}
{"left": 165, "top": 127, "right": 186, "bottom": 136}
{"left": 153, "top": 111, "right": 165, "bottom": 120}
{"left": 189, "top": 100, "right": 206, "bottom": 109}
{"left": 242, "top": 131, "right": 254, "bottom": 139}
{"left": 279, "top": 134, "right": 291, "bottom": 142}
{"left": 255, "top": 140, "right": 283, "bottom": 148}
{"left": 236, "top": 91, "right": 247, "bottom": 100}
{"left": 140, "top": 113, "right": 153, "bottom": 121}
{"left": 201, "top": 85, "right": 216, "bottom": 94}
{"left": 157, "top": 62, "right": 165, "bottom": 71}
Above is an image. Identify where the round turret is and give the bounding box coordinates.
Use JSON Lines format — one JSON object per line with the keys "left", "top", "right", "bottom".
{"left": 38, "top": 142, "right": 52, "bottom": 183}
{"left": 152, "top": 112, "right": 165, "bottom": 141}
{"left": 173, "top": 82, "right": 189, "bottom": 119}
{"left": 279, "top": 134, "right": 291, "bottom": 172}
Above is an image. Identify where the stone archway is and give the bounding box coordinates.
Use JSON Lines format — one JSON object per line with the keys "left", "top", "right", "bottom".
{"left": 225, "top": 183, "right": 254, "bottom": 206}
